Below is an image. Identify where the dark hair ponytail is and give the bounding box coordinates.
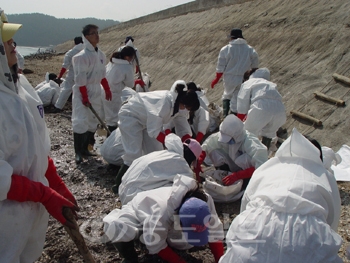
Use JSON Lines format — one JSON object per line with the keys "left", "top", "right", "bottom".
{"left": 110, "top": 46, "right": 135, "bottom": 62}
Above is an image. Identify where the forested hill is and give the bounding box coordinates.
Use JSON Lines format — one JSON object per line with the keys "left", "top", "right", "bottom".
{"left": 7, "top": 13, "right": 119, "bottom": 47}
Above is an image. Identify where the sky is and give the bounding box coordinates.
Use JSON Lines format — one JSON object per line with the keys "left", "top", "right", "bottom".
{"left": 2, "top": 0, "right": 195, "bottom": 22}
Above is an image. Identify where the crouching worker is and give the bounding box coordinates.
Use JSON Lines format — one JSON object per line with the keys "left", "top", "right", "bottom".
{"left": 197, "top": 114, "right": 268, "bottom": 188}
{"left": 36, "top": 73, "right": 63, "bottom": 109}
{"left": 118, "top": 134, "right": 202, "bottom": 205}
{"left": 219, "top": 128, "right": 342, "bottom": 263}
{"left": 103, "top": 175, "right": 224, "bottom": 263}
{"left": 0, "top": 9, "right": 79, "bottom": 262}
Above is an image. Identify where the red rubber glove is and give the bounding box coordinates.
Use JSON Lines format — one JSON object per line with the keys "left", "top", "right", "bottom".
{"left": 222, "top": 167, "right": 255, "bottom": 186}
{"left": 209, "top": 241, "right": 224, "bottom": 263}
{"left": 135, "top": 65, "right": 139, "bottom": 74}
{"left": 237, "top": 113, "right": 247, "bottom": 122}
{"left": 211, "top": 72, "right": 223, "bottom": 89}
{"left": 158, "top": 246, "right": 186, "bottom": 263}
{"left": 45, "top": 157, "right": 78, "bottom": 207}
{"left": 165, "top": 129, "right": 172, "bottom": 135}
{"left": 196, "top": 132, "right": 204, "bottom": 143}
{"left": 134, "top": 79, "right": 145, "bottom": 88}
{"left": 101, "top": 78, "right": 112, "bottom": 101}
{"left": 156, "top": 132, "right": 166, "bottom": 144}
{"left": 7, "top": 175, "right": 79, "bottom": 229}
{"left": 58, "top": 67, "right": 67, "bottom": 79}
{"left": 181, "top": 134, "right": 192, "bottom": 142}
{"left": 194, "top": 151, "right": 206, "bottom": 181}
{"left": 79, "top": 86, "right": 90, "bottom": 106}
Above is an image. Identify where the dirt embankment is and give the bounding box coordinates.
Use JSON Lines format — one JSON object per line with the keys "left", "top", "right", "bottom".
{"left": 22, "top": 0, "right": 350, "bottom": 262}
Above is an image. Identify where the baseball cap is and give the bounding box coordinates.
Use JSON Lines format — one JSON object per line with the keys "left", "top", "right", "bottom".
{"left": 183, "top": 138, "right": 202, "bottom": 159}
{"left": 1, "top": 22, "right": 22, "bottom": 42}
{"left": 179, "top": 197, "right": 211, "bottom": 246}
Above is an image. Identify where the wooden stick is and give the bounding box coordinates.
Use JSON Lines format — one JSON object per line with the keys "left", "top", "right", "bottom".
{"left": 313, "top": 91, "right": 345, "bottom": 106}
{"left": 63, "top": 208, "right": 96, "bottom": 263}
{"left": 290, "top": 110, "right": 322, "bottom": 126}
{"left": 333, "top": 73, "right": 350, "bottom": 86}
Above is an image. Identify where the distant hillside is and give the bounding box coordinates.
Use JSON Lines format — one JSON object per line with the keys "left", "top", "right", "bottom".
{"left": 7, "top": 13, "right": 119, "bottom": 47}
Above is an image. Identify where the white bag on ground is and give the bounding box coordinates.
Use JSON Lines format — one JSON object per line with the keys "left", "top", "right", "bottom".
{"left": 202, "top": 170, "right": 244, "bottom": 203}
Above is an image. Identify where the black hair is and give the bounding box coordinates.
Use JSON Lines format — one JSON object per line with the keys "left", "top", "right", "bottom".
{"left": 304, "top": 135, "right": 323, "bottom": 161}
{"left": 74, "top": 36, "right": 83, "bottom": 45}
{"left": 11, "top": 64, "right": 19, "bottom": 83}
{"left": 186, "top": 81, "right": 200, "bottom": 92}
{"left": 110, "top": 46, "right": 135, "bottom": 62}
{"left": 48, "top": 73, "right": 57, "bottom": 80}
{"left": 183, "top": 142, "right": 196, "bottom": 166}
{"left": 174, "top": 185, "right": 208, "bottom": 215}
{"left": 82, "top": 24, "right": 98, "bottom": 36}
{"left": 173, "top": 87, "right": 200, "bottom": 116}
{"left": 13, "top": 41, "right": 17, "bottom": 47}
{"left": 243, "top": 68, "right": 258, "bottom": 82}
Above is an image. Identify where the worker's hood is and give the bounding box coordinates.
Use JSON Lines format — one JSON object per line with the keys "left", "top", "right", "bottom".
{"left": 250, "top": 67, "right": 270, "bottom": 81}
{"left": 165, "top": 133, "right": 183, "bottom": 155}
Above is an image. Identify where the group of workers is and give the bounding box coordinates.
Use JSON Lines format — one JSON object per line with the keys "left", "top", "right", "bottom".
{"left": 0, "top": 7, "right": 344, "bottom": 263}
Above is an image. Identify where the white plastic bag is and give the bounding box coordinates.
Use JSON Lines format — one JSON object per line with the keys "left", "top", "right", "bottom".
{"left": 202, "top": 170, "right": 244, "bottom": 203}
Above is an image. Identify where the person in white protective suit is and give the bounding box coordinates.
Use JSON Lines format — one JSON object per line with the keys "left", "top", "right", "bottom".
{"left": 235, "top": 67, "right": 286, "bottom": 149}
{"left": 71, "top": 24, "right": 112, "bottom": 164}
{"left": 34, "top": 72, "right": 58, "bottom": 90}
{"left": 164, "top": 81, "right": 210, "bottom": 143}
{"left": 195, "top": 114, "right": 268, "bottom": 189}
{"left": 118, "top": 36, "right": 141, "bottom": 74}
{"left": 118, "top": 134, "right": 203, "bottom": 205}
{"left": 0, "top": 10, "right": 78, "bottom": 262}
{"left": 211, "top": 28, "right": 259, "bottom": 117}
{"left": 112, "top": 80, "right": 200, "bottom": 194}
{"left": 103, "top": 175, "right": 225, "bottom": 263}
{"left": 219, "top": 128, "right": 342, "bottom": 263}
{"left": 52, "top": 36, "right": 84, "bottom": 113}
{"left": 103, "top": 46, "right": 140, "bottom": 133}
{"left": 36, "top": 76, "right": 63, "bottom": 107}
{"left": 13, "top": 41, "right": 24, "bottom": 73}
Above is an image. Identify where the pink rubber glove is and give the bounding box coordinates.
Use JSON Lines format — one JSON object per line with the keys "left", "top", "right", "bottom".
{"left": 58, "top": 67, "right": 67, "bottom": 79}
{"left": 45, "top": 157, "right": 78, "bottom": 207}
{"left": 237, "top": 113, "right": 247, "bottom": 122}
{"left": 79, "top": 86, "right": 90, "bottom": 106}
{"left": 196, "top": 132, "right": 204, "bottom": 143}
{"left": 101, "top": 78, "right": 112, "bottom": 101}
{"left": 156, "top": 132, "right": 166, "bottom": 144}
{"left": 134, "top": 79, "right": 145, "bottom": 88}
{"left": 211, "top": 72, "right": 223, "bottom": 89}
{"left": 209, "top": 241, "right": 224, "bottom": 263}
{"left": 7, "top": 175, "right": 79, "bottom": 229}
{"left": 222, "top": 167, "right": 255, "bottom": 186}
{"left": 158, "top": 246, "right": 186, "bottom": 263}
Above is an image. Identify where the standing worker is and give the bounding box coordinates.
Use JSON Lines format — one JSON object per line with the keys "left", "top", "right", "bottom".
{"left": 0, "top": 9, "right": 78, "bottom": 262}
{"left": 52, "top": 36, "right": 84, "bottom": 113}
{"left": 236, "top": 68, "right": 286, "bottom": 149}
{"left": 211, "top": 28, "right": 259, "bottom": 117}
{"left": 71, "top": 24, "right": 112, "bottom": 164}
{"left": 103, "top": 46, "right": 138, "bottom": 133}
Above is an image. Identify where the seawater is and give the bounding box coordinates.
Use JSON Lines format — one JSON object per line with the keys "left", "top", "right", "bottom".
{"left": 16, "top": 46, "right": 54, "bottom": 56}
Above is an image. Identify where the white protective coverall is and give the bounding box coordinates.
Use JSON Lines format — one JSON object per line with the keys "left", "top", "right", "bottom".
{"left": 0, "top": 68, "right": 51, "bottom": 261}
{"left": 100, "top": 128, "right": 124, "bottom": 166}
{"left": 202, "top": 116, "right": 268, "bottom": 172}
{"left": 103, "top": 57, "right": 134, "bottom": 127}
{"left": 216, "top": 38, "right": 259, "bottom": 110}
{"left": 34, "top": 72, "right": 51, "bottom": 90}
{"left": 16, "top": 51, "right": 24, "bottom": 71}
{"left": 103, "top": 175, "right": 224, "bottom": 253}
{"left": 118, "top": 82, "right": 190, "bottom": 166}
{"left": 55, "top": 43, "right": 84, "bottom": 109}
{"left": 36, "top": 80, "right": 61, "bottom": 107}
{"left": 71, "top": 35, "right": 107, "bottom": 134}
{"left": 219, "top": 128, "right": 342, "bottom": 263}
{"left": 236, "top": 68, "right": 286, "bottom": 138}
{"left": 118, "top": 134, "right": 194, "bottom": 205}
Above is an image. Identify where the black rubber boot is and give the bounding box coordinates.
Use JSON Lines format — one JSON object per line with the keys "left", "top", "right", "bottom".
{"left": 107, "top": 125, "right": 117, "bottom": 137}
{"left": 81, "top": 132, "right": 97, "bottom": 156}
{"left": 222, "top": 99, "right": 230, "bottom": 118}
{"left": 262, "top": 136, "right": 272, "bottom": 150}
{"left": 112, "top": 164, "right": 129, "bottom": 194}
{"left": 73, "top": 133, "right": 84, "bottom": 164}
{"left": 114, "top": 241, "right": 138, "bottom": 263}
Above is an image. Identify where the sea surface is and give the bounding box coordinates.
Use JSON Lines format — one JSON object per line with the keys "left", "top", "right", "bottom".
{"left": 16, "top": 46, "right": 54, "bottom": 56}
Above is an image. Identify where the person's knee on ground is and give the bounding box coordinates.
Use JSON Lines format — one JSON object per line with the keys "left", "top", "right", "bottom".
{"left": 112, "top": 164, "right": 129, "bottom": 194}
{"left": 114, "top": 241, "right": 138, "bottom": 263}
